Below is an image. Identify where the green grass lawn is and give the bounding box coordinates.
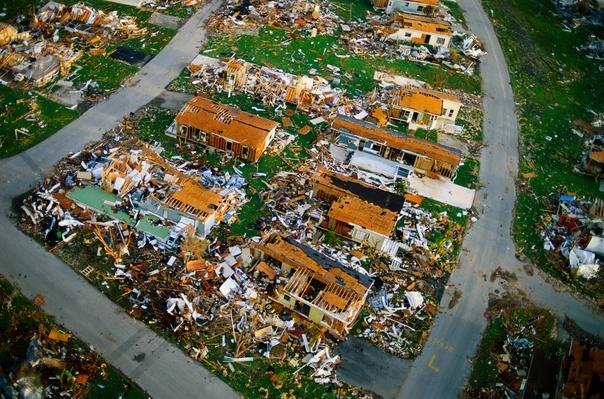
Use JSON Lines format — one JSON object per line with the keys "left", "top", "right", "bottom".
{"left": 414, "top": 128, "right": 438, "bottom": 143}
{"left": 0, "top": 0, "right": 45, "bottom": 20}
{"left": 70, "top": 54, "right": 139, "bottom": 91}
{"left": 420, "top": 198, "right": 469, "bottom": 271}
{"left": 0, "top": 85, "right": 78, "bottom": 158}
{"left": 457, "top": 106, "right": 483, "bottom": 143}
{"left": 199, "top": 26, "right": 481, "bottom": 96}
{"left": 327, "top": 0, "right": 375, "bottom": 21}
{"left": 442, "top": 0, "right": 467, "bottom": 26}
{"left": 482, "top": 0, "right": 604, "bottom": 296}
{"left": 454, "top": 157, "right": 479, "bottom": 189}
{"left": 150, "top": 1, "right": 197, "bottom": 19}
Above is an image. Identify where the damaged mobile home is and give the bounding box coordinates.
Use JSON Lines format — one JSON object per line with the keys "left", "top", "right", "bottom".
{"left": 386, "top": 12, "right": 452, "bottom": 48}
{"left": 312, "top": 168, "right": 404, "bottom": 249}
{"left": 174, "top": 95, "right": 278, "bottom": 162}
{"left": 251, "top": 234, "right": 373, "bottom": 339}
{"left": 331, "top": 115, "right": 462, "bottom": 180}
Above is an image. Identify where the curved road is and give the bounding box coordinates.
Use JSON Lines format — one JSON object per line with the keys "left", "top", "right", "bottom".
{"left": 0, "top": 1, "right": 238, "bottom": 398}
{"left": 396, "top": 0, "right": 604, "bottom": 398}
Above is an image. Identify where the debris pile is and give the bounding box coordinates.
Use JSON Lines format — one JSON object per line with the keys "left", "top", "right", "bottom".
{"left": 18, "top": 88, "right": 474, "bottom": 392}
{"left": 577, "top": 36, "right": 604, "bottom": 60}
{"left": 188, "top": 57, "right": 351, "bottom": 118}
{"left": 0, "top": 1, "right": 146, "bottom": 88}
{"left": 34, "top": 1, "right": 147, "bottom": 41}
{"left": 466, "top": 298, "right": 560, "bottom": 399}
{"left": 207, "top": 0, "right": 341, "bottom": 36}
{"left": 0, "top": 278, "right": 134, "bottom": 398}
{"left": 539, "top": 195, "right": 604, "bottom": 280}
{"left": 206, "top": 0, "right": 485, "bottom": 73}
{"left": 21, "top": 137, "right": 247, "bottom": 252}
{"left": 186, "top": 56, "right": 470, "bottom": 135}
{"left": 552, "top": 0, "right": 604, "bottom": 27}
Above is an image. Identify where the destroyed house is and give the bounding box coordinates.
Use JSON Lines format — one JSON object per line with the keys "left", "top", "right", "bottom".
{"left": 0, "top": 23, "right": 29, "bottom": 46}
{"left": 155, "top": 181, "right": 236, "bottom": 238}
{"left": 175, "top": 96, "right": 278, "bottom": 162}
{"left": 311, "top": 169, "right": 405, "bottom": 212}
{"left": 224, "top": 59, "right": 247, "bottom": 92}
{"left": 384, "top": 0, "right": 439, "bottom": 15}
{"left": 389, "top": 86, "right": 462, "bottom": 131}
{"left": 332, "top": 115, "right": 461, "bottom": 179}
{"left": 327, "top": 196, "right": 399, "bottom": 249}
{"left": 99, "top": 148, "right": 237, "bottom": 238}
{"left": 252, "top": 235, "right": 373, "bottom": 338}
{"left": 312, "top": 169, "right": 404, "bottom": 247}
{"left": 388, "top": 13, "right": 452, "bottom": 48}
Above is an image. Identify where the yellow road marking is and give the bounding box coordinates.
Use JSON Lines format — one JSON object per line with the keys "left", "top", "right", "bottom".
{"left": 428, "top": 336, "right": 454, "bottom": 353}
{"left": 428, "top": 354, "right": 440, "bottom": 373}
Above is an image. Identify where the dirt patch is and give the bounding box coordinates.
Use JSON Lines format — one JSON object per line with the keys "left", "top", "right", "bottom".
{"left": 490, "top": 266, "right": 518, "bottom": 283}
{"left": 448, "top": 288, "right": 463, "bottom": 310}
{"left": 522, "top": 262, "right": 534, "bottom": 276}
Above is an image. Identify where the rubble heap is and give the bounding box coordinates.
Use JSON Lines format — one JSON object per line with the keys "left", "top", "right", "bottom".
{"left": 17, "top": 98, "right": 473, "bottom": 392}
{"left": 0, "top": 278, "right": 131, "bottom": 398}
{"left": 539, "top": 195, "right": 604, "bottom": 280}
{"left": 0, "top": 1, "right": 146, "bottom": 88}
{"left": 206, "top": 0, "right": 485, "bottom": 73}
{"left": 186, "top": 56, "right": 470, "bottom": 136}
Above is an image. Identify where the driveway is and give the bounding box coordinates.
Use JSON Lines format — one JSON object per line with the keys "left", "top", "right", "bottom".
{"left": 0, "top": 1, "right": 238, "bottom": 399}
{"left": 395, "top": 0, "right": 604, "bottom": 398}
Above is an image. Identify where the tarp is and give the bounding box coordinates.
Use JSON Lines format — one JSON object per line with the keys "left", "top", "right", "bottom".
{"left": 405, "top": 291, "right": 424, "bottom": 309}
{"left": 569, "top": 246, "right": 596, "bottom": 268}
{"left": 585, "top": 236, "right": 604, "bottom": 256}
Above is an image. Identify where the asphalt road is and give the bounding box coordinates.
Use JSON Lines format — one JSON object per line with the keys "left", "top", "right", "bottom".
{"left": 395, "top": 1, "right": 604, "bottom": 398}
{"left": 0, "top": 1, "right": 238, "bottom": 398}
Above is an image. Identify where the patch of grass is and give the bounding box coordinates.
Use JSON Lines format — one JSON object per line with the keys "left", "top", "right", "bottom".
{"left": 457, "top": 106, "right": 483, "bottom": 143}
{"left": 454, "top": 157, "right": 479, "bottom": 189}
{"left": 87, "top": 367, "right": 148, "bottom": 399}
{"left": 467, "top": 312, "right": 506, "bottom": 390}
{"left": 70, "top": 54, "right": 139, "bottom": 92}
{"left": 420, "top": 198, "right": 469, "bottom": 269}
{"left": 136, "top": 107, "right": 181, "bottom": 157}
{"left": 414, "top": 128, "right": 438, "bottom": 143}
{"left": 482, "top": 0, "right": 604, "bottom": 297}
{"left": 327, "top": 0, "right": 375, "bottom": 21}
{"left": 0, "top": 0, "right": 45, "bottom": 20}
{"left": 199, "top": 26, "right": 481, "bottom": 95}
{"left": 0, "top": 85, "right": 79, "bottom": 158}
{"left": 155, "top": 2, "right": 196, "bottom": 19}
{"left": 442, "top": 0, "right": 466, "bottom": 26}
